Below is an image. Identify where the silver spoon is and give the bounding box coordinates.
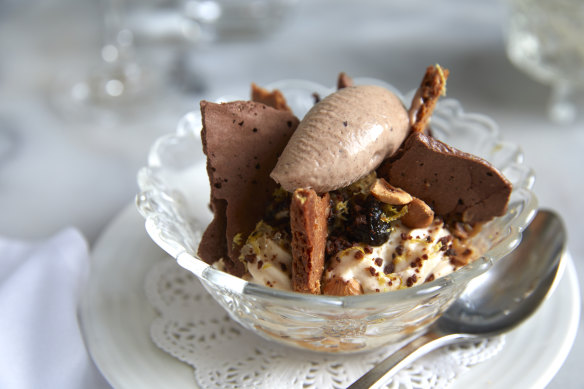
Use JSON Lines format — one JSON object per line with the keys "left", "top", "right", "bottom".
{"left": 348, "top": 209, "right": 566, "bottom": 389}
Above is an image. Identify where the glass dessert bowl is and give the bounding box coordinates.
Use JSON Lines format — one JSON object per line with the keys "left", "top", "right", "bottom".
{"left": 136, "top": 77, "right": 537, "bottom": 353}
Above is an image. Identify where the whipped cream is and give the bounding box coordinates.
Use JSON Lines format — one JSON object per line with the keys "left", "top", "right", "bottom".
{"left": 238, "top": 219, "right": 458, "bottom": 294}
{"left": 238, "top": 222, "right": 292, "bottom": 290}
{"left": 323, "top": 220, "right": 456, "bottom": 293}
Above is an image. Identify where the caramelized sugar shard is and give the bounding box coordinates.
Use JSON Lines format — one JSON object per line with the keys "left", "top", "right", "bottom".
{"left": 251, "top": 83, "right": 292, "bottom": 112}
{"left": 409, "top": 64, "right": 449, "bottom": 133}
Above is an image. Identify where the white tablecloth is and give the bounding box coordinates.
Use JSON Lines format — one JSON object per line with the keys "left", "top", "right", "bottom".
{"left": 0, "top": 229, "right": 110, "bottom": 389}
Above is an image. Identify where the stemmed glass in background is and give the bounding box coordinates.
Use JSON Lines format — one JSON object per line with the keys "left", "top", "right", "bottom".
{"left": 50, "top": 0, "right": 297, "bottom": 127}
{"left": 50, "top": 0, "right": 170, "bottom": 127}
{"left": 48, "top": 0, "right": 209, "bottom": 160}
{"left": 505, "top": 0, "right": 584, "bottom": 123}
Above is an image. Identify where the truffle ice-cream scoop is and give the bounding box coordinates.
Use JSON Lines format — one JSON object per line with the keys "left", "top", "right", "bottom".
{"left": 271, "top": 85, "right": 410, "bottom": 193}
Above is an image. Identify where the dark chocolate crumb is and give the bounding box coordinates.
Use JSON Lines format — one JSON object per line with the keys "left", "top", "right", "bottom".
{"left": 406, "top": 274, "right": 418, "bottom": 287}
{"left": 384, "top": 263, "right": 395, "bottom": 274}
{"left": 395, "top": 245, "right": 404, "bottom": 256}
{"left": 374, "top": 257, "right": 383, "bottom": 267}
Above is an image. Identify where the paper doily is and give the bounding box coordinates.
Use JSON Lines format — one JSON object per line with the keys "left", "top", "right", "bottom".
{"left": 144, "top": 259, "right": 505, "bottom": 389}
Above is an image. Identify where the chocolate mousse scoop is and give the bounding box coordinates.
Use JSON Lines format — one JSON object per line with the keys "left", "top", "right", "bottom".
{"left": 198, "top": 100, "right": 299, "bottom": 275}
{"left": 271, "top": 85, "right": 410, "bottom": 193}
{"left": 377, "top": 132, "right": 512, "bottom": 224}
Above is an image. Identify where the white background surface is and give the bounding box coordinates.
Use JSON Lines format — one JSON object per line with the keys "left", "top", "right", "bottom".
{"left": 1, "top": 0, "right": 582, "bottom": 387}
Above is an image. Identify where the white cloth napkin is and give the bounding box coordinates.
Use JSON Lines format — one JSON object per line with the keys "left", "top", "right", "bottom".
{"left": 0, "top": 229, "right": 110, "bottom": 389}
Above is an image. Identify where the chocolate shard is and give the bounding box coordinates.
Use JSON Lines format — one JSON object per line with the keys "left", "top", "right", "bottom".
{"left": 377, "top": 132, "right": 512, "bottom": 224}
{"left": 290, "top": 188, "right": 330, "bottom": 294}
{"left": 198, "top": 100, "right": 299, "bottom": 275}
{"left": 251, "top": 83, "right": 291, "bottom": 112}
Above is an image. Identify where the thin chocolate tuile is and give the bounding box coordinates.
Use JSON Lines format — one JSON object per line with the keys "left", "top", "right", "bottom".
{"left": 378, "top": 132, "right": 512, "bottom": 224}
{"left": 198, "top": 100, "right": 299, "bottom": 275}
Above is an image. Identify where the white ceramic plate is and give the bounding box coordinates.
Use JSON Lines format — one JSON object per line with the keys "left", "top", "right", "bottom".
{"left": 80, "top": 203, "right": 580, "bottom": 389}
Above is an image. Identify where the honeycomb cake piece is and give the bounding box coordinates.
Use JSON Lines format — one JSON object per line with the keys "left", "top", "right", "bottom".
{"left": 198, "top": 100, "right": 299, "bottom": 275}
{"left": 290, "top": 188, "right": 330, "bottom": 294}
{"left": 409, "top": 64, "right": 449, "bottom": 133}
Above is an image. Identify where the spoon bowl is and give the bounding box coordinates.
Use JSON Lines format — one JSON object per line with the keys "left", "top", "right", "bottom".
{"left": 349, "top": 209, "right": 566, "bottom": 389}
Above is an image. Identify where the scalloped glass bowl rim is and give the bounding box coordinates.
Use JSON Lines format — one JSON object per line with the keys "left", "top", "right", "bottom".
{"left": 139, "top": 76, "right": 537, "bottom": 308}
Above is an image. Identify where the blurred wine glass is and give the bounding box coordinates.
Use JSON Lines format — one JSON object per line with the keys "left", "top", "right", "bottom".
{"left": 50, "top": 0, "right": 181, "bottom": 127}
{"left": 505, "top": 0, "right": 584, "bottom": 123}
{"left": 181, "top": 0, "right": 298, "bottom": 42}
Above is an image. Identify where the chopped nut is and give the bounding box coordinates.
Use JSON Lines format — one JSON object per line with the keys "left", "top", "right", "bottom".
{"left": 401, "top": 197, "right": 434, "bottom": 228}
{"left": 370, "top": 178, "right": 413, "bottom": 205}
{"left": 322, "top": 277, "right": 363, "bottom": 296}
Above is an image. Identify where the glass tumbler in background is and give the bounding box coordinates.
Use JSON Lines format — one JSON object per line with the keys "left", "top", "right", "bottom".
{"left": 505, "top": 0, "right": 584, "bottom": 123}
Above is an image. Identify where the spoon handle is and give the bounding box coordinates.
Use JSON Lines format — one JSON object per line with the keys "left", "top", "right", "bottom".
{"left": 347, "top": 331, "right": 474, "bottom": 389}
